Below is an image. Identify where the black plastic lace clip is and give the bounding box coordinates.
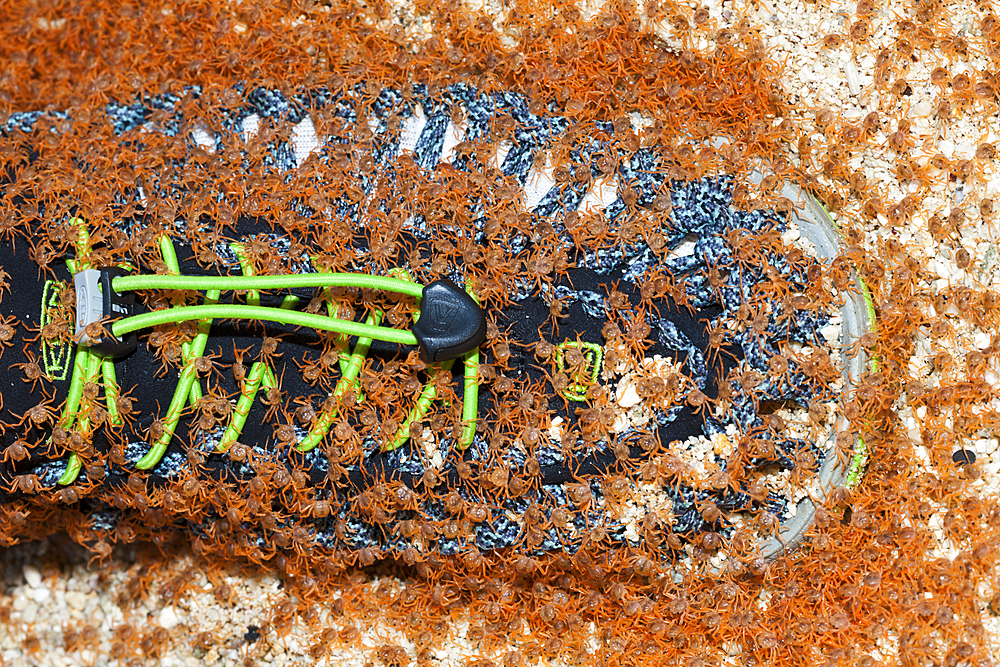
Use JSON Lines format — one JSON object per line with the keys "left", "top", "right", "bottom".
{"left": 411, "top": 279, "right": 486, "bottom": 362}
{"left": 74, "top": 267, "right": 137, "bottom": 357}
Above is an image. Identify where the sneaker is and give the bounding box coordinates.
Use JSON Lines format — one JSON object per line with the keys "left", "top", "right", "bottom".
{"left": 0, "top": 83, "right": 871, "bottom": 564}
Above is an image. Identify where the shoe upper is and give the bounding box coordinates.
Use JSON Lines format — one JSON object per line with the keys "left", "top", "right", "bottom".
{"left": 0, "top": 83, "right": 847, "bottom": 560}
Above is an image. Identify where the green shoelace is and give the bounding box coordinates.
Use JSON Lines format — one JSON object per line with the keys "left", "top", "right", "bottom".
{"left": 56, "top": 222, "right": 481, "bottom": 485}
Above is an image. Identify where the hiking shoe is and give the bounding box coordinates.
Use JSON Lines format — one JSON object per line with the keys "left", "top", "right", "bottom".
{"left": 0, "top": 83, "right": 871, "bottom": 564}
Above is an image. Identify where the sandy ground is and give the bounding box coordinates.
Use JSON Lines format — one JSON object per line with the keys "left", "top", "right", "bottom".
{"left": 2, "top": 0, "right": 1000, "bottom": 665}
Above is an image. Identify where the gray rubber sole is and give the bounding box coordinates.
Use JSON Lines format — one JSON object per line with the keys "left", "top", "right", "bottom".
{"left": 755, "top": 181, "right": 874, "bottom": 560}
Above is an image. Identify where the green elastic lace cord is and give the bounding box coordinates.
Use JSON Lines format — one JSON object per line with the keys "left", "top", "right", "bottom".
{"left": 384, "top": 358, "right": 455, "bottom": 451}
{"left": 299, "top": 267, "right": 461, "bottom": 454}
{"left": 215, "top": 295, "right": 297, "bottom": 452}
{"left": 217, "top": 361, "right": 267, "bottom": 452}
{"left": 62, "top": 238, "right": 482, "bottom": 470}
{"left": 117, "top": 266, "right": 422, "bottom": 462}
{"left": 230, "top": 242, "right": 261, "bottom": 307}
{"left": 383, "top": 279, "right": 481, "bottom": 452}
{"left": 57, "top": 221, "right": 95, "bottom": 486}
{"left": 112, "top": 273, "right": 426, "bottom": 299}
{"left": 134, "top": 289, "right": 220, "bottom": 470}
{"left": 317, "top": 261, "right": 368, "bottom": 397}
{"left": 58, "top": 330, "right": 117, "bottom": 485}
{"left": 159, "top": 236, "right": 206, "bottom": 405}
{"left": 296, "top": 309, "right": 384, "bottom": 452}
{"left": 111, "top": 304, "right": 417, "bottom": 348}
{"left": 110, "top": 263, "right": 422, "bottom": 347}
{"left": 55, "top": 346, "right": 91, "bottom": 485}
{"left": 101, "top": 357, "right": 122, "bottom": 426}
{"left": 383, "top": 282, "right": 426, "bottom": 452}
{"left": 330, "top": 324, "right": 361, "bottom": 391}
{"left": 458, "top": 283, "right": 480, "bottom": 450}
{"left": 54, "top": 355, "right": 102, "bottom": 486}
{"left": 60, "top": 349, "right": 90, "bottom": 429}
{"left": 374, "top": 268, "right": 445, "bottom": 453}
{"left": 72, "top": 353, "right": 104, "bottom": 436}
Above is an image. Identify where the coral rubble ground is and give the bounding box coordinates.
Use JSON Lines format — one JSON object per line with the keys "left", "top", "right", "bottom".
{"left": 1, "top": 0, "right": 1000, "bottom": 665}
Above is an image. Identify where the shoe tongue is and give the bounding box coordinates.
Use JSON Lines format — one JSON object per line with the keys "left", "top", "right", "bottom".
{"left": 0, "top": 237, "right": 76, "bottom": 438}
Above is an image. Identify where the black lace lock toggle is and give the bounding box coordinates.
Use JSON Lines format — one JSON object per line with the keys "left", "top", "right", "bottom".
{"left": 412, "top": 279, "right": 486, "bottom": 362}
{"left": 74, "top": 267, "right": 137, "bottom": 357}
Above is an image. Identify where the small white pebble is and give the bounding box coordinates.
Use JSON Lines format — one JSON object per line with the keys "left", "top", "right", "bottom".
{"left": 11, "top": 594, "right": 28, "bottom": 612}
{"left": 65, "top": 591, "right": 87, "bottom": 611}
{"left": 159, "top": 605, "right": 181, "bottom": 630}
{"left": 782, "top": 227, "right": 800, "bottom": 243}
{"left": 613, "top": 412, "right": 629, "bottom": 433}
{"left": 21, "top": 602, "right": 38, "bottom": 624}
{"left": 548, "top": 419, "right": 564, "bottom": 442}
{"left": 22, "top": 565, "right": 41, "bottom": 589}
{"left": 617, "top": 382, "right": 641, "bottom": 409}
{"left": 930, "top": 257, "right": 951, "bottom": 279}
{"left": 842, "top": 58, "right": 859, "bottom": 95}
{"left": 31, "top": 587, "right": 50, "bottom": 604}
{"left": 954, "top": 143, "right": 975, "bottom": 160}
